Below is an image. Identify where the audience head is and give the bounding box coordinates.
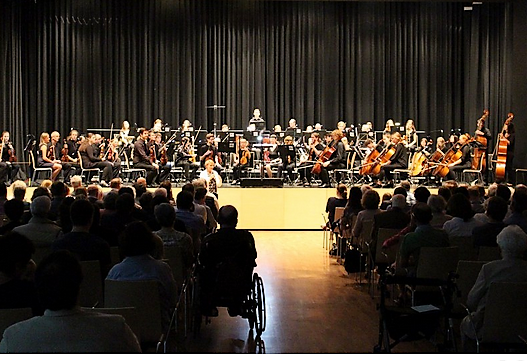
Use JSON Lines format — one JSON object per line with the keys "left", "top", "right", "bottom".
{"left": 109, "top": 178, "right": 122, "bottom": 190}
{"left": 360, "top": 184, "right": 372, "bottom": 194}
{"left": 393, "top": 186, "right": 407, "bottom": 198}
{"left": 103, "top": 191, "right": 119, "bottom": 210}
{"left": 59, "top": 197, "right": 75, "bottom": 233}
{"left": 361, "top": 190, "right": 380, "bottom": 210}
{"left": 336, "top": 184, "right": 347, "bottom": 199}
{"left": 218, "top": 205, "right": 238, "bottom": 228}
{"left": 411, "top": 203, "right": 433, "bottom": 225}
{"left": 346, "top": 187, "right": 363, "bottom": 209}
{"left": 12, "top": 180, "right": 27, "bottom": 201}
{"left": 73, "top": 187, "right": 87, "bottom": 199}
{"left": 70, "top": 175, "right": 82, "bottom": 189}
{"left": 452, "top": 186, "right": 469, "bottom": 199}
{"left": 447, "top": 193, "right": 474, "bottom": 221}
{"left": 485, "top": 196, "right": 508, "bottom": 222}
{"left": 31, "top": 186, "right": 51, "bottom": 200}
{"left": 0, "top": 232, "right": 34, "bottom": 278}
{"left": 159, "top": 180, "right": 173, "bottom": 200}
{"left": 437, "top": 186, "right": 451, "bottom": 202}
{"left": 133, "top": 183, "right": 146, "bottom": 199}
{"left": 87, "top": 184, "right": 102, "bottom": 200}
{"left": 192, "top": 178, "right": 207, "bottom": 189}
{"left": 182, "top": 183, "right": 195, "bottom": 195}
{"left": 468, "top": 186, "right": 481, "bottom": 201}
{"left": 195, "top": 187, "right": 207, "bottom": 202}
{"left": 176, "top": 191, "right": 194, "bottom": 211}
{"left": 427, "top": 195, "right": 447, "bottom": 214}
{"left": 152, "top": 194, "right": 169, "bottom": 208}
{"left": 40, "top": 180, "right": 52, "bottom": 189}
{"left": 118, "top": 186, "right": 135, "bottom": 198}
{"left": 30, "top": 195, "right": 51, "bottom": 217}
{"left": 391, "top": 194, "right": 406, "bottom": 209}
{"left": 70, "top": 199, "right": 94, "bottom": 227}
{"left": 414, "top": 186, "right": 431, "bottom": 204}
{"left": 116, "top": 193, "right": 135, "bottom": 214}
{"left": 400, "top": 181, "right": 411, "bottom": 192}
{"left": 4, "top": 199, "right": 24, "bottom": 222}
{"left": 510, "top": 190, "right": 527, "bottom": 214}
{"left": 136, "top": 177, "right": 147, "bottom": 189}
{"left": 138, "top": 191, "right": 153, "bottom": 211}
{"left": 50, "top": 181, "right": 68, "bottom": 198}
{"left": 153, "top": 187, "right": 168, "bottom": 199}
{"left": 497, "top": 225, "right": 527, "bottom": 259}
{"left": 119, "top": 221, "right": 155, "bottom": 257}
{"left": 154, "top": 203, "right": 176, "bottom": 228}
{"left": 35, "top": 250, "right": 83, "bottom": 311}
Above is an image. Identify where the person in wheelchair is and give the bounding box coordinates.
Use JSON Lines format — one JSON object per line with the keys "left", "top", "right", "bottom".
{"left": 198, "top": 205, "right": 257, "bottom": 318}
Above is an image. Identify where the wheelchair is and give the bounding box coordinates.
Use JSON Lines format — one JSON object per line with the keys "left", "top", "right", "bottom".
{"left": 192, "top": 257, "right": 266, "bottom": 339}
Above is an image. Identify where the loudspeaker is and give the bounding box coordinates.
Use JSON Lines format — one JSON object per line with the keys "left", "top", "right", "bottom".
{"left": 240, "top": 178, "right": 283, "bottom": 188}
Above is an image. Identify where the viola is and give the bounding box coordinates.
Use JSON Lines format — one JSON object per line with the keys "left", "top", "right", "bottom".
{"left": 240, "top": 149, "right": 250, "bottom": 165}
{"left": 311, "top": 141, "right": 336, "bottom": 175}
{"left": 495, "top": 112, "right": 514, "bottom": 182}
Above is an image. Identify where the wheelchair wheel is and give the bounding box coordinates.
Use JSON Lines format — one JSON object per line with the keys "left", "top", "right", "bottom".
{"left": 251, "top": 273, "right": 266, "bottom": 337}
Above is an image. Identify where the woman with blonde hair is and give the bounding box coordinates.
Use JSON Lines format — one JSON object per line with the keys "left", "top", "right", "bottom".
{"left": 37, "top": 132, "right": 62, "bottom": 182}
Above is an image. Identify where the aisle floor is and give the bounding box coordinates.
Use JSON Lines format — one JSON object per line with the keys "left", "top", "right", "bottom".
{"left": 182, "top": 231, "right": 439, "bottom": 354}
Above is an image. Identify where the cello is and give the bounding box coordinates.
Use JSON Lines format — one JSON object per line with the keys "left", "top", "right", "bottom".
{"left": 432, "top": 137, "right": 465, "bottom": 179}
{"left": 494, "top": 112, "right": 514, "bottom": 183}
{"left": 311, "top": 140, "right": 336, "bottom": 175}
{"left": 359, "top": 144, "right": 396, "bottom": 176}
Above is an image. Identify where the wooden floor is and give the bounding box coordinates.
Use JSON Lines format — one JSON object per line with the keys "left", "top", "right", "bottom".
{"left": 181, "top": 231, "right": 438, "bottom": 354}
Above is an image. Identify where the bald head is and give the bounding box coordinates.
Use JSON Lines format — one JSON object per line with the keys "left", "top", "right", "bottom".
{"left": 218, "top": 205, "right": 238, "bottom": 228}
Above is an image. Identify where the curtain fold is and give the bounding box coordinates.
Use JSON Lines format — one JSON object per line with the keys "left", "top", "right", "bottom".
{"left": 0, "top": 0, "right": 512, "bottom": 159}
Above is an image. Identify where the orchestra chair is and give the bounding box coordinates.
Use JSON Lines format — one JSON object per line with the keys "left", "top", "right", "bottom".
{"left": 333, "top": 206, "right": 346, "bottom": 260}
{"left": 462, "top": 153, "right": 485, "bottom": 185}
{"left": 0, "top": 308, "right": 33, "bottom": 342}
{"left": 28, "top": 151, "right": 52, "bottom": 186}
{"left": 407, "top": 246, "right": 459, "bottom": 306}
{"left": 451, "top": 260, "right": 486, "bottom": 317}
{"left": 104, "top": 279, "right": 169, "bottom": 352}
{"left": 515, "top": 168, "right": 527, "bottom": 185}
{"left": 81, "top": 306, "right": 141, "bottom": 345}
{"left": 120, "top": 148, "right": 146, "bottom": 184}
{"left": 477, "top": 246, "right": 501, "bottom": 262}
{"left": 356, "top": 219, "right": 374, "bottom": 284}
{"left": 162, "top": 246, "right": 190, "bottom": 294}
{"left": 392, "top": 154, "right": 412, "bottom": 185}
{"left": 334, "top": 151, "right": 357, "bottom": 186}
{"left": 79, "top": 260, "right": 103, "bottom": 308}
{"left": 77, "top": 152, "right": 101, "bottom": 185}
{"left": 462, "top": 282, "right": 527, "bottom": 353}
{"left": 370, "top": 228, "right": 403, "bottom": 298}
{"left": 448, "top": 236, "right": 477, "bottom": 261}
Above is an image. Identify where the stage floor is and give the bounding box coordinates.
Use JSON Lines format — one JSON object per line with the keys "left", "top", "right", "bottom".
{"left": 20, "top": 185, "right": 439, "bottom": 230}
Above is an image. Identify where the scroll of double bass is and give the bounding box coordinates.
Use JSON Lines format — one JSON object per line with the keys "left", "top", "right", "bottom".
{"left": 494, "top": 112, "right": 514, "bottom": 182}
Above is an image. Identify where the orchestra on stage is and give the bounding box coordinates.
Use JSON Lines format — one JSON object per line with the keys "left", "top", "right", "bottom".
{"left": 5, "top": 109, "right": 516, "bottom": 188}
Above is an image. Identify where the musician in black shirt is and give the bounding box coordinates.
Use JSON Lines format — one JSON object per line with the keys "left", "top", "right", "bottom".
{"left": 446, "top": 134, "right": 472, "bottom": 181}
{"left": 277, "top": 136, "right": 296, "bottom": 183}
{"left": 199, "top": 133, "right": 223, "bottom": 174}
{"left": 380, "top": 132, "right": 408, "bottom": 187}
{"left": 248, "top": 108, "right": 266, "bottom": 131}
{"left": 318, "top": 129, "right": 346, "bottom": 188}
{"left": 299, "top": 132, "right": 324, "bottom": 186}
{"left": 0, "top": 131, "right": 19, "bottom": 184}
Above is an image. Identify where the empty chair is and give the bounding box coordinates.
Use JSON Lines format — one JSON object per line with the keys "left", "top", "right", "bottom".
{"left": 452, "top": 260, "right": 486, "bottom": 316}
{"left": 104, "top": 279, "right": 167, "bottom": 350}
{"left": 79, "top": 260, "right": 103, "bottom": 308}
{"left": 448, "top": 236, "right": 477, "bottom": 261}
{"left": 0, "top": 308, "right": 32, "bottom": 342}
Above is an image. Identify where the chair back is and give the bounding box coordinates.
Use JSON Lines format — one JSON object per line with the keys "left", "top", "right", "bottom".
{"left": 416, "top": 246, "right": 459, "bottom": 281}
{"left": 163, "top": 246, "right": 189, "bottom": 292}
{"left": 29, "top": 151, "right": 36, "bottom": 169}
{"left": 448, "top": 236, "right": 477, "bottom": 261}
{"left": 481, "top": 282, "right": 527, "bottom": 345}
{"left": 104, "top": 279, "right": 164, "bottom": 345}
{"left": 0, "top": 308, "right": 33, "bottom": 341}
{"left": 452, "top": 260, "right": 486, "bottom": 315}
{"left": 82, "top": 307, "right": 141, "bottom": 342}
{"left": 358, "top": 219, "right": 374, "bottom": 253}
{"left": 333, "top": 207, "right": 345, "bottom": 234}
{"left": 339, "top": 213, "right": 356, "bottom": 239}
{"left": 77, "top": 151, "right": 85, "bottom": 170}
{"left": 79, "top": 260, "right": 103, "bottom": 308}
{"left": 477, "top": 246, "right": 501, "bottom": 262}
{"left": 374, "top": 228, "right": 402, "bottom": 265}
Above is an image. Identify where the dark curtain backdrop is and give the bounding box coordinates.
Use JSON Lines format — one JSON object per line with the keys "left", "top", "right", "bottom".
{"left": 0, "top": 0, "right": 512, "bottom": 165}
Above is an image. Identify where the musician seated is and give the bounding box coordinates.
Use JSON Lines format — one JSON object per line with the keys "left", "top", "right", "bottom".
{"left": 298, "top": 132, "right": 324, "bottom": 186}
{"left": 199, "top": 133, "right": 223, "bottom": 175}
{"left": 231, "top": 138, "right": 252, "bottom": 185}
{"left": 318, "top": 130, "right": 346, "bottom": 188}
{"left": 277, "top": 136, "right": 296, "bottom": 183}
{"left": 153, "top": 132, "right": 172, "bottom": 182}
{"left": 37, "top": 132, "right": 63, "bottom": 182}
{"left": 445, "top": 134, "right": 472, "bottom": 181}
{"left": 264, "top": 135, "right": 282, "bottom": 178}
{"left": 379, "top": 132, "right": 408, "bottom": 188}
{"left": 0, "top": 131, "right": 20, "bottom": 185}
{"left": 175, "top": 137, "right": 199, "bottom": 181}
{"left": 78, "top": 134, "right": 116, "bottom": 187}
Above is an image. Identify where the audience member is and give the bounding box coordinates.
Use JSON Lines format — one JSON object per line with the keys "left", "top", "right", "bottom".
{"left": 380, "top": 193, "right": 392, "bottom": 210}
{"left": 400, "top": 181, "right": 416, "bottom": 206}
{"left": 49, "top": 181, "right": 68, "bottom": 221}
{"left": 468, "top": 186, "right": 485, "bottom": 214}
{"left": 0, "top": 183, "right": 7, "bottom": 220}
{"left": 13, "top": 196, "right": 61, "bottom": 248}
{"left": 352, "top": 190, "right": 381, "bottom": 239}
{"left": 73, "top": 186, "right": 87, "bottom": 199}
{"left": 472, "top": 196, "right": 508, "bottom": 248}
{"left": 460, "top": 225, "right": 527, "bottom": 352}
{"left": 106, "top": 221, "right": 177, "bottom": 333}
{"left": 195, "top": 186, "right": 217, "bottom": 232}
{"left": 87, "top": 184, "right": 104, "bottom": 209}
{"left": 398, "top": 203, "right": 449, "bottom": 273}
{"left": 427, "top": 195, "right": 452, "bottom": 229}
{"left": 414, "top": 186, "right": 431, "bottom": 204}
{"left": 52, "top": 199, "right": 112, "bottom": 278}
{"left": 0, "top": 232, "right": 41, "bottom": 314}
{"left": 437, "top": 186, "right": 452, "bottom": 203}
{"left": 443, "top": 193, "right": 483, "bottom": 237}
{"left": 100, "top": 193, "right": 138, "bottom": 237}
{"left": 199, "top": 205, "right": 257, "bottom": 317}
{"left": 0, "top": 199, "right": 25, "bottom": 235}
{"left": 175, "top": 190, "right": 206, "bottom": 255}
{"left": 326, "top": 184, "right": 348, "bottom": 229}
{"left": 192, "top": 178, "right": 219, "bottom": 220}
{"left": 503, "top": 189, "right": 527, "bottom": 233}
{"left": 0, "top": 250, "right": 141, "bottom": 353}
{"left": 69, "top": 175, "right": 83, "bottom": 191}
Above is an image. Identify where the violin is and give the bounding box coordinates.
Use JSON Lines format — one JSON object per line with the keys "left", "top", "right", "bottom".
{"left": 159, "top": 142, "right": 168, "bottom": 166}
{"left": 7, "top": 142, "right": 17, "bottom": 162}
{"left": 61, "top": 139, "right": 69, "bottom": 162}
{"left": 311, "top": 140, "right": 336, "bottom": 175}
{"left": 47, "top": 144, "right": 55, "bottom": 161}
{"left": 150, "top": 143, "right": 156, "bottom": 164}
{"left": 495, "top": 112, "right": 514, "bottom": 182}
{"left": 107, "top": 144, "right": 114, "bottom": 162}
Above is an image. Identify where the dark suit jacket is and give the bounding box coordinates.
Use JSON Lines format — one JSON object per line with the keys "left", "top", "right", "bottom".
{"left": 80, "top": 144, "right": 102, "bottom": 168}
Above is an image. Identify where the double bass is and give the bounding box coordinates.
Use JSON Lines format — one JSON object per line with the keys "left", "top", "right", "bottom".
{"left": 494, "top": 112, "right": 514, "bottom": 182}
{"left": 471, "top": 109, "right": 489, "bottom": 171}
